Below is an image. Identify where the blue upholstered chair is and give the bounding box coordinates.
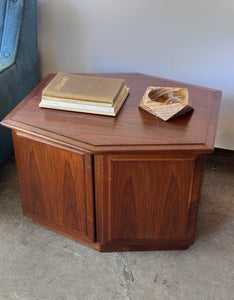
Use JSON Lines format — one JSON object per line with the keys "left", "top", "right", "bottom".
{"left": 0, "top": 0, "right": 39, "bottom": 166}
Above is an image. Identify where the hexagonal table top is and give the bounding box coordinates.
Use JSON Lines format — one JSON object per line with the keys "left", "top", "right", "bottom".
{"left": 2, "top": 73, "right": 221, "bottom": 153}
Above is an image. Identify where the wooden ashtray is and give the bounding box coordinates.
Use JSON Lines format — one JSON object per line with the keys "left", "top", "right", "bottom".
{"left": 139, "top": 86, "right": 193, "bottom": 121}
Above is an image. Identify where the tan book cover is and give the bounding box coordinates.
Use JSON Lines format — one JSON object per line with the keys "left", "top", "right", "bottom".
{"left": 41, "top": 85, "right": 128, "bottom": 107}
{"left": 42, "top": 72, "right": 125, "bottom": 104}
{"left": 39, "top": 87, "right": 129, "bottom": 116}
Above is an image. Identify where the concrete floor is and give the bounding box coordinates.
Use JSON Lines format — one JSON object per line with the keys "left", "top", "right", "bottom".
{"left": 0, "top": 149, "right": 233, "bottom": 300}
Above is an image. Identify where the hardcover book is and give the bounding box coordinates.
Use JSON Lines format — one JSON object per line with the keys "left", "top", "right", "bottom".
{"left": 42, "top": 72, "right": 125, "bottom": 104}
{"left": 40, "top": 86, "right": 129, "bottom": 116}
{"left": 39, "top": 73, "right": 130, "bottom": 116}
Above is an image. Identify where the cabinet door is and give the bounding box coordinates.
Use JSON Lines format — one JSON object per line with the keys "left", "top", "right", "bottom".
{"left": 95, "top": 152, "right": 205, "bottom": 251}
{"left": 13, "top": 131, "right": 95, "bottom": 242}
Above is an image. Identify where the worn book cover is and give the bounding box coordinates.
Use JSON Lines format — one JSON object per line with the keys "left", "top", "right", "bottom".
{"left": 42, "top": 72, "right": 125, "bottom": 104}
{"left": 40, "top": 87, "right": 129, "bottom": 116}
{"left": 42, "top": 85, "right": 129, "bottom": 107}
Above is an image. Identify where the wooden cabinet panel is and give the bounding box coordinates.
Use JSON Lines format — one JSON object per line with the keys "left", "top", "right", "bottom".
{"left": 1, "top": 73, "right": 220, "bottom": 251}
{"left": 13, "top": 131, "right": 95, "bottom": 242}
{"left": 95, "top": 153, "right": 205, "bottom": 251}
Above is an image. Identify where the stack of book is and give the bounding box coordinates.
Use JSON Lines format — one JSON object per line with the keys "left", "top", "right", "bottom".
{"left": 39, "top": 72, "right": 130, "bottom": 116}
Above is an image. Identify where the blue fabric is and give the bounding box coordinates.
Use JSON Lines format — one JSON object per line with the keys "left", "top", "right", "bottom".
{"left": 0, "top": 0, "right": 24, "bottom": 71}
{"left": 0, "top": 0, "right": 39, "bottom": 166}
{"left": 0, "top": 1, "right": 7, "bottom": 48}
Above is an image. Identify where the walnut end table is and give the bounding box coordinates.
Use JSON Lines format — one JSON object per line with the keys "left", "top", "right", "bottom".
{"left": 1, "top": 73, "right": 221, "bottom": 252}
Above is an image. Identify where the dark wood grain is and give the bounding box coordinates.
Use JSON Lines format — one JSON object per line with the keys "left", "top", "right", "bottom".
{"left": 13, "top": 131, "right": 95, "bottom": 242}
{"left": 1, "top": 73, "right": 221, "bottom": 251}
{"left": 32, "top": 216, "right": 100, "bottom": 251}
{"left": 1, "top": 73, "right": 221, "bottom": 153}
{"left": 98, "top": 239, "right": 191, "bottom": 252}
{"left": 187, "top": 154, "right": 206, "bottom": 243}
{"left": 94, "top": 152, "right": 204, "bottom": 250}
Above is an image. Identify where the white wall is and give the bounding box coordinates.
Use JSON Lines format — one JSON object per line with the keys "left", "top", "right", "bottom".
{"left": 37, "top": 0, "right": 234, "bottom": 150}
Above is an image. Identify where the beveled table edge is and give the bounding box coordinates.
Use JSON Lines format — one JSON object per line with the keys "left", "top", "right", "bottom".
{"left": 1, "top": 72, "right": 221, "bottom": 154}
